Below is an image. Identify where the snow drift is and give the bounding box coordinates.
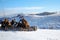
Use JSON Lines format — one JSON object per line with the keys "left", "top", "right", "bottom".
{"left": 0, "top": 29, "right": 60, "bottom": 40}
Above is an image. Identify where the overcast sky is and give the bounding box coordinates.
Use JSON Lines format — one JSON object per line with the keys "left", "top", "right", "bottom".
{"left": 0, "top": 0, "right": 60, "bottom": 16}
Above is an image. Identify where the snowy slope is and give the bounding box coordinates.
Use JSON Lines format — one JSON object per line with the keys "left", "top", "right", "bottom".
{"left": 0, "top": 29, "right": 60, "bottom": 40}
{"left": 24, "top": 16, "right": 60, "bottom": 29}
{"left": 0, "top": 14, "right": 60, "bottom": 29}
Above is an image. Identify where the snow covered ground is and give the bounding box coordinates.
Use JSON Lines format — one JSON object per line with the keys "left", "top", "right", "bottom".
{"left": 0, "top": 29, "right": 60, "bottom": 40}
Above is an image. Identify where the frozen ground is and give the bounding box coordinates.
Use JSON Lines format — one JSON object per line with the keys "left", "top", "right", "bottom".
{"left": 0, "top": 29, "right": 60, "bottom": 40}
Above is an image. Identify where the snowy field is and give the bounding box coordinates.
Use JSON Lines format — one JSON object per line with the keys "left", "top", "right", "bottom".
{"left": 0, "top": 29, "right": 60, "bottom": 40}
{"left": 0, "top": 13, "right": 60, "bottom": 40}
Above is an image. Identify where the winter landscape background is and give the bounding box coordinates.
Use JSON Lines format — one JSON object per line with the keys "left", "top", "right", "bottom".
{"left": 0, "top": 0, "right": 60, "bottom": 40}
{"left": 0, "top": 11, "right": 60, "bottom": 29}
{"left": 0, "top": 11, "right": 60, "bottom": 40}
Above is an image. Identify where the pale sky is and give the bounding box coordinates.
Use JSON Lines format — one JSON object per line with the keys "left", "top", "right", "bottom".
{"left": 0, "top": 0, "right": 60, "bottom": 16}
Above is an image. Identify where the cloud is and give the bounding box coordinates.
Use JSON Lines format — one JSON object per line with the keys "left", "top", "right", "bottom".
{"left": 0, "top": 7, "right": 44, "bottom": 16}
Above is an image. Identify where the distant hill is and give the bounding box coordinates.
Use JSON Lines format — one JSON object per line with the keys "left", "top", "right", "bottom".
{"left": 30, "top": 12, "right": 55, "bottom": 16}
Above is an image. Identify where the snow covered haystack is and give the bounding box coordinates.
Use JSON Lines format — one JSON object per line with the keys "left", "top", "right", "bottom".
{"left": 0, "top": 29, "right": 60, "bottom": 40}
